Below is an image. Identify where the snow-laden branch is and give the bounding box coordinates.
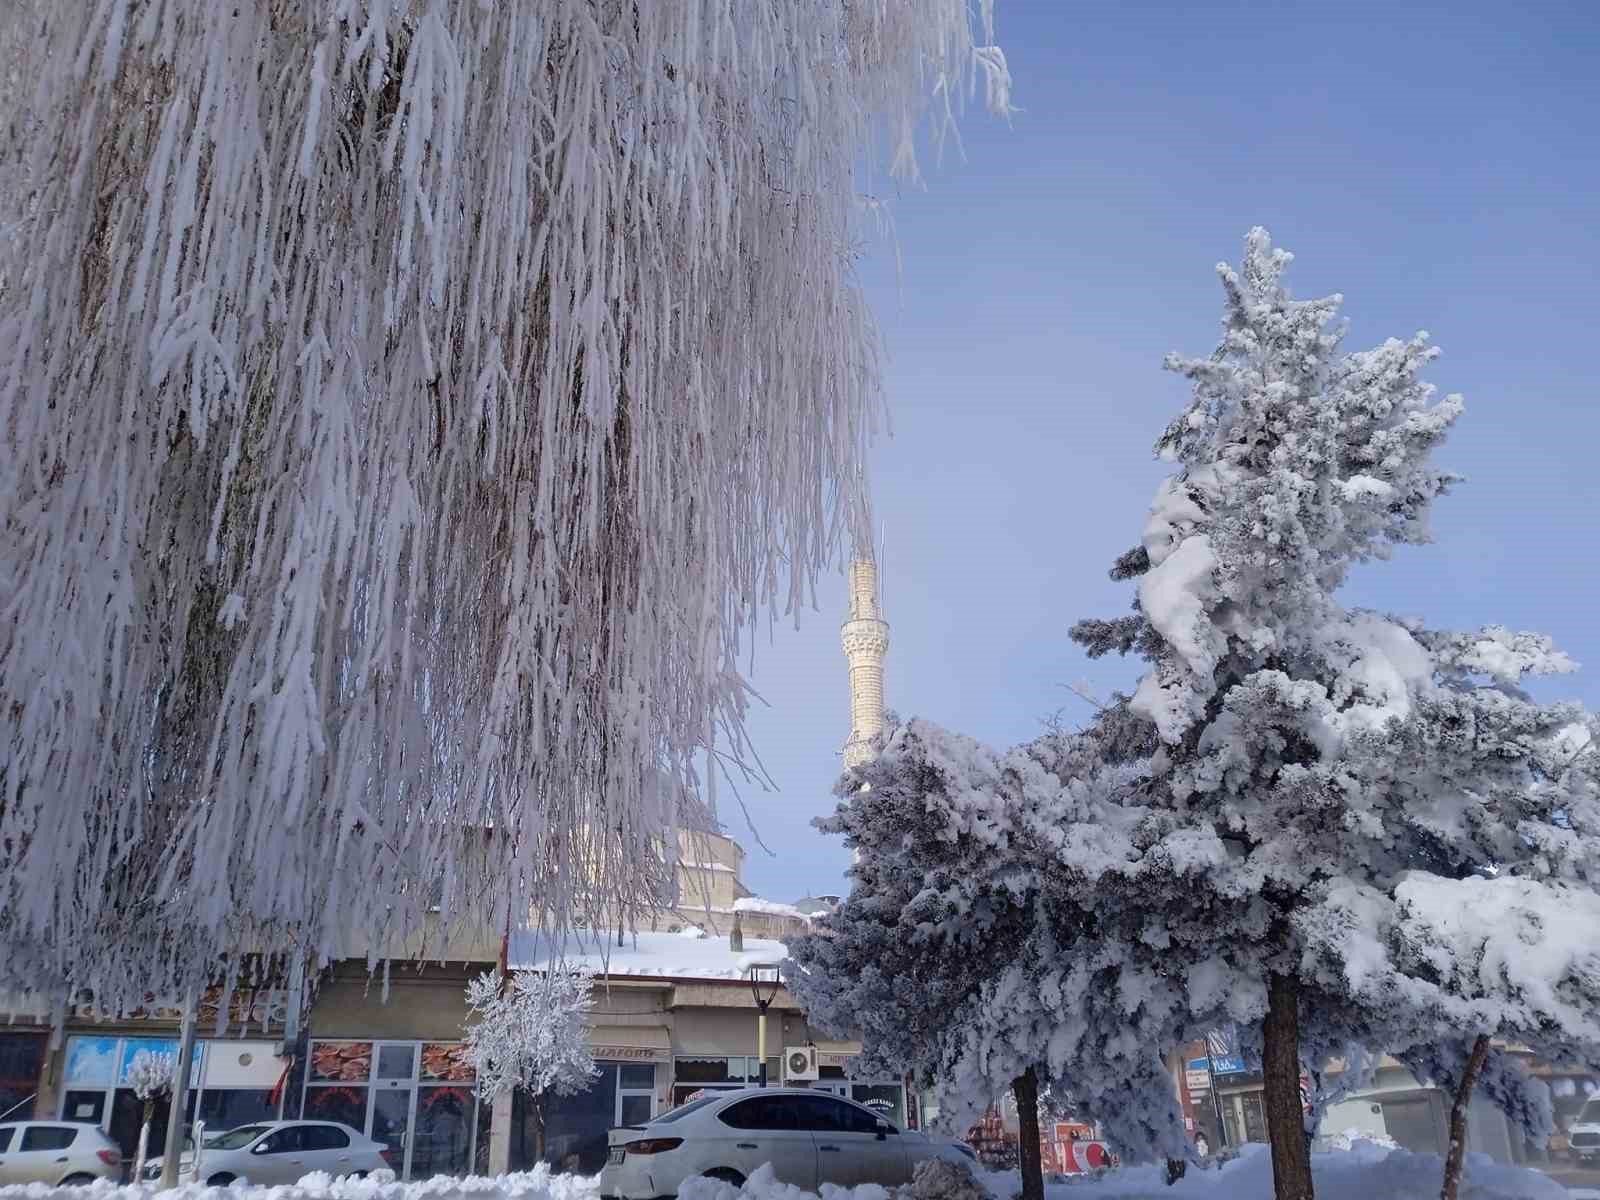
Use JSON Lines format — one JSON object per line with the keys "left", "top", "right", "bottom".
{"left": 0, "top": 0, "right": 1010, "bottom": 1007}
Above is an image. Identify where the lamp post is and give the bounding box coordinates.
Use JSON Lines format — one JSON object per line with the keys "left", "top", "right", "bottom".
{"left": 746, "top": 963, "right": 782, "bottom": 1088}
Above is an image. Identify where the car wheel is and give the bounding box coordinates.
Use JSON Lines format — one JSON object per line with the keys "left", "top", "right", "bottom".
{"left": 207, "top": 1172, "right": 238, "bottom": 1186}
{"left": 59, "top": 1174, "right": 98, "bottom": 1187}
{"left": 703, "top": 1168, "right": 746, "bottom": 1188}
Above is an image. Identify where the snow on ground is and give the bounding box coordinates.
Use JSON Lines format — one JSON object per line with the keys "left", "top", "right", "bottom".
{"left": 0, "top": 1145, "right": 1575, "bottom": 1200}
{"left": 0, "top": 1166, "right": 596, "bottom": 1200}
{"left": 508, "top": 928, "right": 789, "bottom": 980}
{"left": 984, "top": 1141, "right": 1569, "bottom": 1199}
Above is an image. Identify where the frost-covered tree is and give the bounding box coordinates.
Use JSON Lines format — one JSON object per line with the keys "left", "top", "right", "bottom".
{"left": 463, "top": 965, "right": 597, "bottom": 1164}
{"left": 788, "top": 707, "right": 1239, "bottom": 1196}
{"left": 1071, "top": 229, "right": 1600, "bottom": 1200}
{"left": 0, "top": 1, "right": 1011, "bottom": 1008}
{"left": 125, "top": 1048, "right": 175, "bottom": 1181}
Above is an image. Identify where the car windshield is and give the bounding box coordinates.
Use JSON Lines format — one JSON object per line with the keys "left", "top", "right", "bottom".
{"left": 650, "top": 1095, "right": 726, "bottom": 1124}
{"left": 1580, "top": 1098, "right": 1600, "bottom": 1125}
{"left": 205, "top": 1125, "right": 273, "bottom": 1150}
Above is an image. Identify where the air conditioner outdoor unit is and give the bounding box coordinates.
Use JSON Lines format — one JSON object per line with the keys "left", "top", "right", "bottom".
{"left": 784, "top": 1045, "right": 820, "bottom": 1082}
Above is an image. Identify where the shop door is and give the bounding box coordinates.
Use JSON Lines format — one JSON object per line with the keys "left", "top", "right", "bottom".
{"left": 368, "top": 1044, "right": 416, "bottom": 1178}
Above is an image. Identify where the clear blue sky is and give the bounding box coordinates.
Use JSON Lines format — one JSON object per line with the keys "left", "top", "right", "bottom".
{"left": 728, "top": 0, "right": 1600, "bottom": 902}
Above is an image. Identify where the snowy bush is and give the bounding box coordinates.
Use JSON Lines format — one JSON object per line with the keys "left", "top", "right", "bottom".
{"left": 0, "top": 0, "right": 1012, "bottom": 1009}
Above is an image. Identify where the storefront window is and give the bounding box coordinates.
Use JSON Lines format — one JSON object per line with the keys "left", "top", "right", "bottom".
{"left": 302, "top": 1039, "right": 480, "bottom": 1181}
{"left": 303, "top": 1085, "right": 368, "bottom": 1129}
{"left": 0, "top": 1033, "right": 47, "bottom": 1122}
{"left": 510, "top": 1061, "right": 658, "bottom": 1175}
{"left": 850, "top": 1084, "right": 906, "bottom": 1129}
{"left": 412, "top": 1086, "right": 474, "bottom": 1179}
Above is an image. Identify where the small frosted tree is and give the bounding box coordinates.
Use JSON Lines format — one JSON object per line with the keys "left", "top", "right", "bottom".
{"left": 125, "top": 1049, "right": 175, "bottom": 1181}
{"left": 1070, "top": 228, "right": 1600, "bottom": 1200}
{"left": 464, "top": 965, "right": 598, "bottom": 1166}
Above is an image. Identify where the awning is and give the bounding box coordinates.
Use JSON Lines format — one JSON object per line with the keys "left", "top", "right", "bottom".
{"left": 587, "top": 1025, "right": 672, "bottom": 1063}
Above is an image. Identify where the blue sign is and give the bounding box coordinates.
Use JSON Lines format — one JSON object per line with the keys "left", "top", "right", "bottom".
{"left": 1205, "top": 1026, "right": 1250, "bottom": 1075}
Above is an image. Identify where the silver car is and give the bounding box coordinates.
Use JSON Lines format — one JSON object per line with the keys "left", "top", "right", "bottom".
{"left": 143, "top": 1120, "right": 387, "bottom": 1186}
{"left": 0, "top": 1121, "right": 123, "bottom": 1186}
{"left": 600, "top": 1088, "right": 976, "bottom": 1199}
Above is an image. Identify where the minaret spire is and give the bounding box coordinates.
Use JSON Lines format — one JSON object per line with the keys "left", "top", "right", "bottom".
{"left": 841, "top": 557, "right": 890, "bottom": 769}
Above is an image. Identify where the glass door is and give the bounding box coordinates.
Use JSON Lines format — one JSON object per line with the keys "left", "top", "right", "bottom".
{"left": 368, "top": 1044, "right": 416, "bottom": 1176}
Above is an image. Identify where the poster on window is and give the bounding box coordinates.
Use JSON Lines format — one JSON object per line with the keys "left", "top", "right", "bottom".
{"left": 310, "top": 1041, "right": 374, "bottom": 1081}
{"left": 420, "top": 1043, "right": 475, "bottom": 1082}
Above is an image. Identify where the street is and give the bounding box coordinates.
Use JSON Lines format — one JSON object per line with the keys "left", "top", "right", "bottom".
{"left": 1537, "top": 1162, "right": 1600, "bottom": 1194}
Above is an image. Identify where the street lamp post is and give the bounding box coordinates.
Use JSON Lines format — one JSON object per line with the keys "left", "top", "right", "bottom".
{"left": 746, "top": 963, "right": 783, "bottom": 1088}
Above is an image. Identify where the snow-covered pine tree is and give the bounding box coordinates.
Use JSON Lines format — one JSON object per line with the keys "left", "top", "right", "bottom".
{"left": 1071, "top": 228, "right": 1600, "bottom": 1200}
{"left": 463, "top": 964, "right": 597, "bottom": 1166}
{"left": 788, "top": 708, "right": 1247, "bottom": 1189}
{"left": 0, "top": 2, "right": 1011, "bottom": 1011}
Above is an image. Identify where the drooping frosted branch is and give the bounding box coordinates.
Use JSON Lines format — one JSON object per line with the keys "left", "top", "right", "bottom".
{"left": 0, "top": 0, "right": 1010, "bottom": 1008}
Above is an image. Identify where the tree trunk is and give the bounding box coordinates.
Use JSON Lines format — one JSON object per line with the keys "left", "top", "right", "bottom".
{"left": 1440, "top": 1035, "right": 1491, "bottom": 1200}
{"left": 1163, "top": 1047, "right": 1187, "bottom": 1184}
{"left": 1013, "top": 1068, "right": 1044, "bottom": 1200}
{"left": 1263, "top": 973, "right": 1315, "bottom": 1200}
{"left": 534, "top": 1096, "right": 547, "bottom": 1166}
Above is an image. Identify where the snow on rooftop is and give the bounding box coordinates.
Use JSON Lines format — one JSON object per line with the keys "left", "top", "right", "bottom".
{"left": 732, "top": 897, "right": 812, "bottom": 922}
{"left": 509, "top": 928, "right": 789, "bottom": 981}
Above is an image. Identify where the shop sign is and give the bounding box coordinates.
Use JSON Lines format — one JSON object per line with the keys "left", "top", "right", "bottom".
{"left": 819, "top": 1053, "right": 854, "bottom": 1068}
{"left": 592, "top": 1045, "right": 669, "bottom": 1062}
{"left": 69, "top": 986, "right": 292, "bottom": 1036}
{"left": 1205, "top": 1027, "right": 1249, "bottom": 1075}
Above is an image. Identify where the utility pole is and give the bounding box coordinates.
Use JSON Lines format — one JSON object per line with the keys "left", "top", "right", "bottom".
{"left": 159, "top": 992, "right": 200, "bottom": 1187}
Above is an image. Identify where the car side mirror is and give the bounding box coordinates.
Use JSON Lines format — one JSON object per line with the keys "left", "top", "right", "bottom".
{"left": 251, "top": 1142, "right": 270, "bottom": 1155}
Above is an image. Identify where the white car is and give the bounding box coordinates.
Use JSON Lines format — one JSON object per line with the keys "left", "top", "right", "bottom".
{"left": 143, "top": 1120, "right": 387, "bottom": 1186}
{"left": 599, "top": 1088, "right": 976, "bottom": 1199}
{"left": 0, "top": 1122, "right": 123, "bottom": 1186}
{"left": 1571, "top": 1096, "right": 1600, "bottom": 1165}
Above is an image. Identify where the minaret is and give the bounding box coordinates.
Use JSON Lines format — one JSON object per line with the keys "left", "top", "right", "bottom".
{"left": 841, "top": 558, "right": 890, "bottom": 769}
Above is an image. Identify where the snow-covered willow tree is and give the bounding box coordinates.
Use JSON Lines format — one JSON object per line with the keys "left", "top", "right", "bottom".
{"left": 0, "top": 2, "right": 1010, "bottom": 1007}
{"left": 1071, "top": 229, "right": 1600, "bottom": 1200}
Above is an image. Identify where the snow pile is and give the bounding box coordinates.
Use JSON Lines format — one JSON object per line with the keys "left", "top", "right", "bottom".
{"left": 0, "top": 1165, "right": 598, "bottom": 1200}
{"left": 682, "top": 1159, "right": 987, "bottom": 1200}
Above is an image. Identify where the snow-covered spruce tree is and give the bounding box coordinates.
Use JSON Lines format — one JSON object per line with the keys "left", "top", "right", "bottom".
{"left": 1071, "top": 228, "right": 1600, "bottom": 1200}
{"left": 788, "top": 707, "right": 1250, "bottom": 1194}
{"left": 0, "top": 2, "right": 1011, "bottom": 1008}
{"left": 125, "top": 1048, "right": 175, "bottom": 1182}
{"left": 464, "top": 964, "right": 597, "bottom": 1165}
